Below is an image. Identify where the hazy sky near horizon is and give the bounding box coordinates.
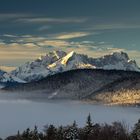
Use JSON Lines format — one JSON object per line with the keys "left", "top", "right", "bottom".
{"left": 0, "top": 0, "right": 140, "bottom": 67}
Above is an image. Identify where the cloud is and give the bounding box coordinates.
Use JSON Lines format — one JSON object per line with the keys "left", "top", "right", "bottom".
{"left": 37, "top": 40, "right": 70, "bottom": 47}
{"left": 87, "top": 23, "right": 140, "bottom": 31}
{"left": 0, "top": 42, "right": 44, "bottom": 65}
{"left": 38, "top": 25, "right": 52, "bottom": 31}
{"left": 16, "top": 17, "right": 88, "bottom": 24}
{"left": 1, "top": 32, "right": 93, "bottom": 43}
{"left": 8, "top": 35, "right": 46, "bottom": 43}
{"left": 2, "top": 34, "right": 18, "bottom": 38}
{"left": 0, "top": 13, "right": 30, "bottom": 22}
{"left": 0, "top": 66, "right": 16, "bottom": 72}
{"left": 51, "top": 32, "right": 91, "bottom": 39}
{"left": 0, "top": 34, "right": 140, "bottom": 66}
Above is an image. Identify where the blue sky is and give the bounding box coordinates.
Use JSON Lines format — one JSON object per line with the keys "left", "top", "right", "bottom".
{"left": 0, "top": 0, "right": 140, "bottom": 68}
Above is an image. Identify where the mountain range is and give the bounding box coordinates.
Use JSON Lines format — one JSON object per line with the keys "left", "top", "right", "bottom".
{"left": 1, "top": 50, "right": 140, "bottom": 105}
{"left": 9, "top": 50, "right": 140, "bottom": 82}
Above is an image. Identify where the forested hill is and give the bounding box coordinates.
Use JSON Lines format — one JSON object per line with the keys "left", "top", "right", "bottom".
{"left": 3, "top": 69, "right": 140, "bottom": 105}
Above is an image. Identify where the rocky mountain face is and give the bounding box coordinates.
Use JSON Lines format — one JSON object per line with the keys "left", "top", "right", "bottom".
{"left": 4, "top": 69, "right": 140, "bottom": 104}
{"left": 0, "top": 69, "right": 25, "bottom": 86}
{"left": 0, "top": 69, "right": 5, "bottom": 75}
{"left": 11, "top": 50, "right": 67, "bottom": 82}
{"left": 11, "top": 50, "right": 140, "bottom": 82}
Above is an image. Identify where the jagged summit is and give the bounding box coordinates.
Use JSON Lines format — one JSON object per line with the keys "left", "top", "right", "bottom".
{"left": 110, "top": 51, "right": 129, "bottom": 60}
{"left": 48, "top": 51, "right": 94, "bottom": 73}
{"left": 40, "top": 50, "right": 66, "bottom": 60}
{"left": 61, "top": 51, "right": 75, "bottom": 65}
{"left": 103, "top": 51, "right": 130, "bottom": 63}
{"left": 0, "top": 69, "right": 25, "bottom": 84}
{"left": 8, "top": 50, "right": 140, "bottom": 82}
{"left": 38, "top": 50, "right": 66, "bottom": 64}
{"left": 93, "top": 51, "right": 139, "bottom": 71}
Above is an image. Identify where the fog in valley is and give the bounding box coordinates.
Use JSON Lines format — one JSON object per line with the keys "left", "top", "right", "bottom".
{"left": 0, "top": 91, "right": 139, "bottom": 138}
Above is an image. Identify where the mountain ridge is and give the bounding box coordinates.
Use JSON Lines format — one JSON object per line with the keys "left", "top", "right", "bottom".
{"left": 3, "top": 68, "right": 140, "bottom": 105}
{"left": 10, "top": 50, "right": 140, "bottom": 82}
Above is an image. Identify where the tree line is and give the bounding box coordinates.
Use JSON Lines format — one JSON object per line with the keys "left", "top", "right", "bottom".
{"left": 3, "top": 114, "right": 140, "bottom": 140}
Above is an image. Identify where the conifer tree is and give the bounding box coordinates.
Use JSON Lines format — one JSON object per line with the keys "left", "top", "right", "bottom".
{"left": 132, "top": 119, "right": 140, "bottom": 140}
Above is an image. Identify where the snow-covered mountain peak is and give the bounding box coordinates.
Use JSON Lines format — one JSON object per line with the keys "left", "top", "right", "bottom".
{"left": 109, "top": 51, "right": 129, "bottom": 61}
{"left": 52, "top": 50, "right": 67, "bottom": 59}
{"left": 93, "top": 51, "right": 140, "bottom": 71}
{"left": 48, "top": 51, "right": 94, "bottom": 72}
{"left": 0, "top": 69, "right": 25, "bottom": 84}
{"left": 38, "top": 50, "right": 67, "bottom": 65}
{"left": 10, "top": 50, "right": 67, "bottom": 82}
{"left": 42, "top": 50, "right": 66, "bottom": 58}
{"left": 10, "top": 50, "right": 140, "bottom": 82}
{"left": 61, "top": 51, "right": 76, "bottom": 65}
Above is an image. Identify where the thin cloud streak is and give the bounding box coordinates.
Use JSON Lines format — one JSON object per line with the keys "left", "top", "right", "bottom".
{"left": 16, "top": 17, "right": 88, "bottom": 24}
{"left": 86, "top": 23, "right": 140, "bottom": 31}
{"left": 0, "top": 13, "right": 30, "bottom": 22}
{"left": 51, "top": 32, "right": 91, "bottom": 40}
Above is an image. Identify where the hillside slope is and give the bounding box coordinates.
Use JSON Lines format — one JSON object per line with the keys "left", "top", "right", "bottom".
{"left": 4, "top": 69, "right": 140, "bottom": 104}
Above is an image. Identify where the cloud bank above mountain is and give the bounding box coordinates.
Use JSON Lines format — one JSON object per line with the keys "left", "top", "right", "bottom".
{"left": 0, "top": 0, "right": 140, "bottom": 66}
